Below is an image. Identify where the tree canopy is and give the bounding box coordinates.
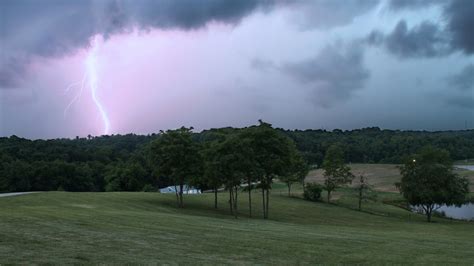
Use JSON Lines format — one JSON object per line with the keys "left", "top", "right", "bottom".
{"left": 150, "top": 127, "right": 202, "bottom": 207}
{"left": 321, "top": 144, "right": 354, "bottom": 203}
{"left": 398, "top": 146, "right": 469, "bottom": 222}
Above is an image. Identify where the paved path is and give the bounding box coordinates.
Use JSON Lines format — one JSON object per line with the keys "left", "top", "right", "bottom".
{"left": 0, "top": 192, "right": 38, "bottom": 198}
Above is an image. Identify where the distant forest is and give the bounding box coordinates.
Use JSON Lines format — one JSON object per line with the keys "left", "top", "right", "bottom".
{"left": 1, "top": 127, "right": 473, "bottom": 193}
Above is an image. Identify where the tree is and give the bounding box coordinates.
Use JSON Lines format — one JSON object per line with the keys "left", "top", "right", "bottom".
{"left": 280, "top": 150, "right": 308, "bottom": 197}
{"left": 321, "top": 144, "right": 354, "bottom": 203}
{"left": 213, "top": 133, "right": 256, "bottom": 218}
{"left": 355, "top": 173, "right": 376, "bottom": 211}
{"left": 150, "top": 127, "right": 202, "bottom": 208}
{"left": 303, "top": 183, "right": 323, "bottom": 201}
{"left": 398, "top": 146, "right": 469, "bottom": 222}
{"left": 200, "top": 128, "right": 239, "bottom": 210}
{"left": 201, "top": 141, "right": 225, "bottom": 209}
{"left": 243, "top": 121, "right": 295, "bottom": 219}
{"left": 104, "top": 161, "right": 148, "bottom": 192}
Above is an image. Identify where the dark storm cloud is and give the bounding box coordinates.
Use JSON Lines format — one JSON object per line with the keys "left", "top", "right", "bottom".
{"left": 445, "top": 96, "right": 474, "bottom": 109}
{"left": 0, "top": 0, "right": 272, "bottom": 57}
{"left": 367, "top": 20, "right": 452, "bottom": 58}
{"left": 0, "top": 57, "right": 27, "bottom": 89}
{"left": 387, "top": 0, "right": 444, "bottom": 10}
{"left": 283, "top": 44, "right": 369, "bottom": 107}
{"left": 447, "top": 64, "right": 474, "bottom": 91}
{"left": 0, "top": 0, "right": 97, "bottom": 57}
{"left": 290, "top": 0, "right": 379, "bottom": 29}
{"left": 445, "top": 0, "right": 474, "bottom": 54}
{"left": 0, "top": 0, "right": 275, "bottom": 87}
{"left": 0, "top": 0, "right": 385, "bottom": 88}
{"left": 373, "top": 0, "right": 474, "bottom": 58}
{"left": 441, "top": 64, "right": 474, "bottom": 109}
{"left": 123, "top": 0, "right": 270, "bottom": 30}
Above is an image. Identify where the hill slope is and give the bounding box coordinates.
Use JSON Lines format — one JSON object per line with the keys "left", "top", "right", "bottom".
{"left": 0, "top": 189, "right": 473, "bottom": 264}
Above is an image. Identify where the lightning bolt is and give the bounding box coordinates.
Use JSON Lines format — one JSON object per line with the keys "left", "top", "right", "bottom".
{"left": 64, "top": 35, "right": 110, "bottom": 135}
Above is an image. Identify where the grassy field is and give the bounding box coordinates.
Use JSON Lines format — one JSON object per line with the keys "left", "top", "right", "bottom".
{"left": 308, "top": 163, "right": 474, "bottom": 192}
{"left": 307, "top": 164, "right": 402, "bottom": 192}
{"left": 1, "top": 169, "right": 473, "bottom": 264}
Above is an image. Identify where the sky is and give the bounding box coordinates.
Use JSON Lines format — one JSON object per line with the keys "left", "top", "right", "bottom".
{"left": 0, "top": 0, "right": 473, "bottom": 139}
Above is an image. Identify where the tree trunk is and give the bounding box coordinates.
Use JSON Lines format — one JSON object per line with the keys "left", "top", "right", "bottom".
{"left": 174, "top": 185, "right": 180, "bottom": 207}
{"left": 233, "top": 186, "right": 238, "bottom": 218}
{"left": 248, "top": 178, "right": 252, "bottom": 217}
{"left": 358, "top": 188, "right": 362, "bottom": 211}
{"left": 261, "top": 187, "right": 266, "bottom": 219}
{"left": 265, "top": 188, "right": 270, "bottom": 219}
{"left": 426, "top": 205, "right": 433, "bottom": 222}
{"left": 179, "top": 183, "right": 184, "bottom": 208}
{"left": 327, "top": 189, "right": 331, "bottom": 203}
{"left": 214, "top": 187, "right": 218, "bottom": 209}
{"left": 229, "top": 189, "right": 233, "bottom": 215}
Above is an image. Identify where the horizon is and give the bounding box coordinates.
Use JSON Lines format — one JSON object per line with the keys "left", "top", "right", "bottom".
{"left": 3, "top": 124, "right": 474, "bottom": 141}
{"left": 1, "top": 0, "right": 473, "bottom": 139}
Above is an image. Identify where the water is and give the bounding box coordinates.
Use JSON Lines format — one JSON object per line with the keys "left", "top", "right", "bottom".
{"left": 437, "top": 203, "right": 474, "bottom": 221}
{"left": 412, "top": 203, "right": 474, "bottom": 221}
{"left": 455, "top": 165, "right": 474, "bottom": 171}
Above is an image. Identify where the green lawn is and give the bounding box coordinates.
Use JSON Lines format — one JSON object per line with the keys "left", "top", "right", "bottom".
{"left": 0, "top": 182, "right": 473, "bottom": 264}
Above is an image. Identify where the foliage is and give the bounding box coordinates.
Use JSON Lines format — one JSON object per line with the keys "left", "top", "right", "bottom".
{"left": 321, "top": 144, "right": 354, "bottom": 203}
{"left": 355, "top": 173, "right": 377, "bottom": 211}
{"left": 282, "top": 127, "right": 474, "bottom": 166}
{"left": 303, "top": 183, "right": 323, "bottom": 201}
{"left": 1, "top": 127, "right": 474, "bottom": 195}
{"left": 280, "top": 149, "right": 308, "bottom": 196}
{"left": 242, "top": 121, "right": 296, "bottom": 218}
{"left": 141, "top": 184, "right": 156, "bottom": 192}
{"left": 398, "top": 146, "right": 470, "bottom": 222}
{"left": 149, "top": 127, "right": 202, "bottom": 207}
{"left": 104, "top": 161, "right": 149, "bottom": 191}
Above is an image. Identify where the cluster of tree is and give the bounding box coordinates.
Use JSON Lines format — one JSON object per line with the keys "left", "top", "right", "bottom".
{"left": 302, "top": 144, "right": 469, "bottom": 221}
{"left": 0, "top": 134, "right": 158, "bottom": 192}
{"left": 0, "top": 125, "right": 472, "bottom": 204}
{"left": 303, "top": 144, "right": 376, "bottom": 211}
{"left": 282, "top": 127, "right": 474, "bottom": 166}
{"left": 150, "top": 121, "right": 308, "bottom": 219}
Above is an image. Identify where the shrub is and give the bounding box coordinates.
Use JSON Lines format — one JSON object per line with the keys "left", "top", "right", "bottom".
{"left": 142, "top": 184, "right": 156, "bottom": 192}
{"left": 303, "top": 183, "right": 323, "bottom": 202}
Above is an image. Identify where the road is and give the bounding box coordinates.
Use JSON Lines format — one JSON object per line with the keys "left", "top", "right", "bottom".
{"left": 0, "top": 192, "right": 38, "bottom": 198}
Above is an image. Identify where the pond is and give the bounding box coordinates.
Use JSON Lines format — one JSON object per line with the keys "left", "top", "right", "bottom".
{"left": 437, "top": 203, "right": 474, "bottom": 221}
{"left": 455, "top": 165, "right": 474, "bottom": 171}
{"left": 412, "top": 203, "right": 474, "bottom": 221}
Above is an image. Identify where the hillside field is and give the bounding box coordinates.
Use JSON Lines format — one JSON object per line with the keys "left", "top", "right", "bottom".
{"left": 307, "top": 163, "right": 474, "bottom": 192}
{"left": 0, "top": 164, "right": 473, "bottom": 264}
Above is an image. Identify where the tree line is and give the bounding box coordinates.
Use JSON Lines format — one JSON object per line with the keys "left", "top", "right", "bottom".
{"left": 1, "top": 125, "right": 473, "bottom": 193}
{"left": 0, "top": 122, "right": 470, "bottom": 221}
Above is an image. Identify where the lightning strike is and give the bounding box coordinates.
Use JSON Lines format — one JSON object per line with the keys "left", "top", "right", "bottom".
{"left": 64, "top": 35, "right": 110, "bottom": 135}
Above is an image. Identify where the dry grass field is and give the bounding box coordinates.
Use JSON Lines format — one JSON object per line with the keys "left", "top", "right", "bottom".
{"left": 307, "top": 164, "right": 474, "bottom": 192}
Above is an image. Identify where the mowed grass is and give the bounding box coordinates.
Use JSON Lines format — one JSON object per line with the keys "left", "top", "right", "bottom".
{"left": 1, "top": 181, "right": 473, "bottom": 264}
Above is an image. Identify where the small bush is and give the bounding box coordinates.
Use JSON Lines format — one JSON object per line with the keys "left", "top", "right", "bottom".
{"left": 303, "top": 183, "right": 323, "bottom": 202}
{"left": 142, "top": 184, "right": 157, "bottom": 192}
